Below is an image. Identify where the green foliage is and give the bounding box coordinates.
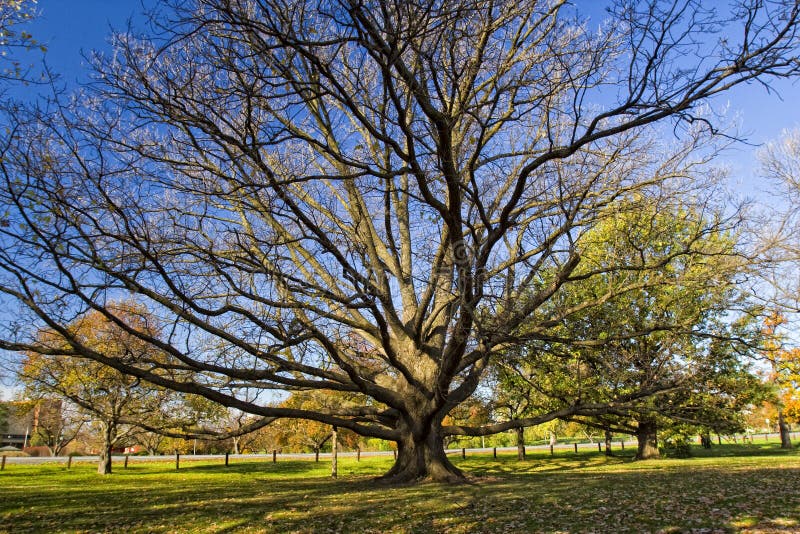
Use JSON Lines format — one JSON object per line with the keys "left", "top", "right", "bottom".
{"left": 659, "top": 425, "right": 696, "bottom": 458}
{"left": 495, "top": 199, "right": 765, "bottom": 440}
{"left": 661, "top": 439, "right": 693, "bottom": 458}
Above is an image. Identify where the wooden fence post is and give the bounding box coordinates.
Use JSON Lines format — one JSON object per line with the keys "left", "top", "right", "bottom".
{"left": 356, "top": 447, "right": 361, "bottom": 462}
{"left": 620, "top": 441, "right": 624, "bottom": 450}
{"left": 461, "top": 447, "right": 466, "bottom": 459}
{"left": 67, "top": 455, "right": 72, "bottom": 469}
{"left": 225, "top": 452, "right": 229, "bottom": 466}
{"left": 549, "top": 444, "right": 554, "bottom": 455}
{"left": 273, "top": 449, "right": 277, "bottom": 463}
{"left": 597, "top": 442, "right": 601, "bottom": 452}
{"left": 124, "top": 455, "right": 129, "bottom": 469}
{"left": 393, "top": 449, "right": 397, "bottom": 460}
{"left": 2, "top": 455, "right": 6, "bottom": 470}
{"left": 493, "top": 447, "right": 497, "bottom": 459}
{"left": 175, "top": 451, "right": 180, "bottom": 470}
{"left": 574, "top": 443, "right": 578, "bottom": 453}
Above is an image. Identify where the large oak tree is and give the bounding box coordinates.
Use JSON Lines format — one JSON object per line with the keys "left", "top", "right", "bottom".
{"left": 2, "top": 0, "right": 800, "bottom": 482}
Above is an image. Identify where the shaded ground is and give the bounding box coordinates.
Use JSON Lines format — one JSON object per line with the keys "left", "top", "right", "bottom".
{"left": 1, "top": 444, "right": 798, "bottom": 533}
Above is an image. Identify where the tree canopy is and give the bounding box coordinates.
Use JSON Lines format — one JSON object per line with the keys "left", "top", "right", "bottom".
{"left": 1, "top": 0, "right": 800, "bottom": 482}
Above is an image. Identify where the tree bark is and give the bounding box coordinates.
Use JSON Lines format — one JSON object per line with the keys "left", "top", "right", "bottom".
{"left": 331, "top": 426, "right": 338, "bottom": 479}
{"left": 97, "top": 422, "right": 115, "bottom": 475}
{"left": 516, "top": 427, "right": 526, "bottom": 460}
{"left": 778, "top": 410, "right": 793, "bottom": 449}
{"left": 635, "top": 418, "right": 660, "bottom": 460}
{"left": 377, "top": 423, "right": 464, "bottom": 484}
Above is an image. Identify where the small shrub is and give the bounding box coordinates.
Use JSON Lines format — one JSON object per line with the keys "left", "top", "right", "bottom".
{"left": 661, "top": 438, "right": 692, "bottom": 458}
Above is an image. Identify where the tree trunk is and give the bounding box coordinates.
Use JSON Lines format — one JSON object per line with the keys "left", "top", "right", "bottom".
{"left": 604, "top": 429, "right": 612, "bottom": 456}
{"left": 377, "top": 423, "right": 464, "bottom": 484}
{"left": 97, "top": 422, "right": 115, "bottom": 475}
{"left": 232, "top": 436, "right": 240, "bottom": 455}
{"left": 778, "top": 410, "right": 793, "bottom": 449}
{"left": 635, "top": 418, "right": 660, "bottom": 460}
{"left": 516, "top": 427, "right": 526, "bottom": 460}
{"left": 331, "top": 426, "right": 338, "bottom": 479}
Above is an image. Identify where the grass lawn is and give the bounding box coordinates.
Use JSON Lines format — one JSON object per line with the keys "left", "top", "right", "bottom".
{"left": 1, "top": 443, "right": 799, "bottom": 533}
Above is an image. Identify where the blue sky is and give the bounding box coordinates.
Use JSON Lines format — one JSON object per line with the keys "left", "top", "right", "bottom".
{"left": 15, "top": 1, "right": 799, "bottom": 192}
{"left": 2, "top": 1, "right": 800, "bottom": 399}
{"left": 17, "top": 1, "right": 151, "bottom": 84}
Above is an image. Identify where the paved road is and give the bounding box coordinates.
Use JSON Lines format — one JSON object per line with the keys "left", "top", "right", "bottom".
{"left": 0, "top": 442, "right": 633, "bottom": 465}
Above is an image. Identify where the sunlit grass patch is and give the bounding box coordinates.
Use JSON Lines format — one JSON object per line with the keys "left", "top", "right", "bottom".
{"left": 1, "top": 444, "right": 799, "bottom": 533}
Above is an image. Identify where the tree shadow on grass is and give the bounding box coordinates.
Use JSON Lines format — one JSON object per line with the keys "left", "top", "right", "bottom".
{"left": 3, "top": 454, "right": 800, "bottom": 533}
{"left": 458, "top": 452, "right": 635, "bottom": 478}
{"left": 174, "top": 459, "right": 337, "bottom": 476}
{"left": 2, "top": 470, "right": 348, "bottom": 533}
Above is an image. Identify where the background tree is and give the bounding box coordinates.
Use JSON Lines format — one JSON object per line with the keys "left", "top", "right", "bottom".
{"left": 441, "top": 395, "right": 491, "bottom": 449}
{"left": 18, "top": 303, "right": 188, "bottom": 473}
{"left": 0, "top": 401, "right": 7, "bottom": 436}
{"left": 25, "top": 399, "right": 86, "bottom": 456}
{"left": 272, "top": 391, "right": 363, "bottom": 459}
{"left": 134, "top": 430, "right": 167, "bottom": 456}
{"left": 219, "top": 409, "right": 254, "bottom": 455}
{"left": 497, "top": 201, "right": 765, "bottom": 459}
{"left": 491, "top": 362, "right": 563, "bottom": 460}
{"left": 224, "top": 420, "right": 285, "bottom": 455}
{"left": 214, "top": 408, "right": 274, "bottom": 454}
{"left": 784, "top": 396, "right": 800, "bottom": 424}
{"left": 120, "top": 393, "right": 228, "bottom": 454}
{"left": 759, "top": 129, "right": 800, "bottom": 315}
{"left": 2, "top": 0, "right": 800, "bottom": 482}
{"left": 761, "top": 314, "right": 799, "bottom": 448}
